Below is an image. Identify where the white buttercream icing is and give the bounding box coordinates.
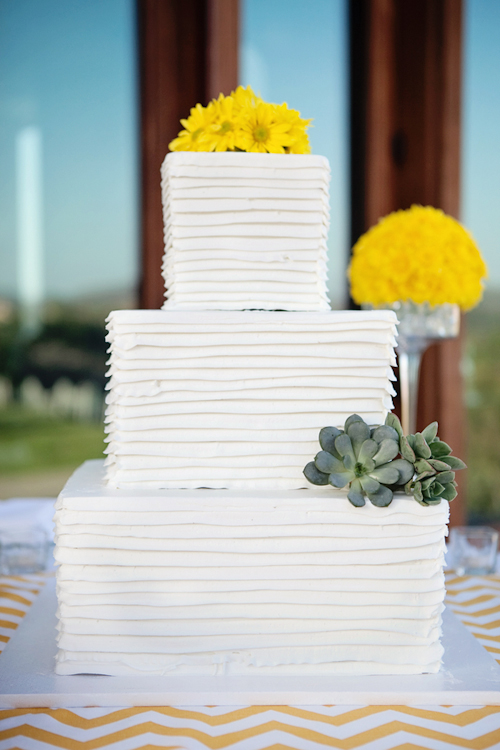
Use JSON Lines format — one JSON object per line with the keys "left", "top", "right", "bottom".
{"left": 161, "top": 152, "right": 331, "bottom": 310}
{"left": 55, "top": 461, "right": 449, "bottom": 677}
{"left": 54, "top": 150, "right": 449, "bottom": 679}
{"left": 104, "top": 310, "right": 397, "bottom": 490}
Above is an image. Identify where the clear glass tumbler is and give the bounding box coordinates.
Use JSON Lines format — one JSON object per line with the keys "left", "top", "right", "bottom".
{"left": 451, "top": 526, "right": 499, "bottom": 576}
{"left": 0, "top": 527, "right": 49, "bottom": 575}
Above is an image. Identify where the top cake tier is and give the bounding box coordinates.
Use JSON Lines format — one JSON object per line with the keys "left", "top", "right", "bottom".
{"left": 161, "top": 152, "right": 331, "bottom": 311}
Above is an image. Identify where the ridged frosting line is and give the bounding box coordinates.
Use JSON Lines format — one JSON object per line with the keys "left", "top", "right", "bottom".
{"left": 161, "top": 152, "right": 331, "bottom": 310}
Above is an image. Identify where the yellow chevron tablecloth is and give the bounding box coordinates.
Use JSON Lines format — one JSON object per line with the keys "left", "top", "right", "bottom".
{"left": 1, "top": 572, "right": 500, "bottom": 750}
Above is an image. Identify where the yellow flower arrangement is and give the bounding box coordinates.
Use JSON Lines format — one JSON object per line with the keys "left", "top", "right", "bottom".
{"left": 237, "top": 101, "right": 294, "bottom": 153}
{"left": 205, "top": 93, "right": 243, "bottom": 152}
{"left": 168, "top": 86, "right": 311, "bottom": 155}
{"left": 348, "top": 205, "right": 488, "bottom": 311}
{"left": 168, "top": 102, "right": 216, "bottom": 152}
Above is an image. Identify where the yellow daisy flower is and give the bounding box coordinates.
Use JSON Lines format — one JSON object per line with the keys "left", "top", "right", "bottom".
{"left": 203, "top": 93, "right": 244, "bottom": 152}
{"left": 168, "top": 102, "right": 215, "bottom": 152}
{"left": 169, "top": 90, "right": 312, "bottom": 155}
{"left": 238, "top": 101, "right": 293, "bottom": 154}
{"left": 273, "top": 102, "right": 312, "bottom": 154}
{"left": 231, "top": 84, "right": 261, "bottom": 112}
{"left": 348, "top": 205, "right": 488, "bottom": 311}
{"left": 288, "top": 134, "right": 311, "bottom": 154}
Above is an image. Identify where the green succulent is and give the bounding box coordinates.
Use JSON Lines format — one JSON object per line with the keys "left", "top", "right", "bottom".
{"left": 385, "top": 415, "right": 467, "bottom": 506}
{"left": 303, "top": 414, "right": 414, "bottom": 507}
{"left": 304, "top": 412, "right": 466, "bottom": 509}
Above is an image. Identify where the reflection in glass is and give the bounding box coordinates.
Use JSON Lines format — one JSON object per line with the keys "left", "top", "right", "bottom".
{"left": 16, "top": 126, "right": 44, "bottom": 335}
{"left": 0, "top": 0, "right": 138, "bottom": 499}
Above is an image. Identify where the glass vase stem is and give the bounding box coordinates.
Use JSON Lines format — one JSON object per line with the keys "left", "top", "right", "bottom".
{"left": 398, "top": 348, "right": 423, "bottom": 436}
{"left": 364, "top": 301, "right": 460, "bottom": 436}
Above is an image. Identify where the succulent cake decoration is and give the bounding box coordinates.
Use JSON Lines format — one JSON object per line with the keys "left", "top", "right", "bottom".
{"left": 303, "top": 413, "right": 466, "bottom": 508}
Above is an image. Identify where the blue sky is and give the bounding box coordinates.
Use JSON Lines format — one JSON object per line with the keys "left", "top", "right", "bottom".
{"left": 240, "top": 0, "right": 348, "bottom": 306}
{"left": 0, "top": 0, "right": 498, "bottom": 307}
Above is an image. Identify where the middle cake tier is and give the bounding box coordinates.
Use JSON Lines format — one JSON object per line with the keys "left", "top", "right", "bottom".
{"left": 104, "top": 309, "right": 397, "bottom": 490}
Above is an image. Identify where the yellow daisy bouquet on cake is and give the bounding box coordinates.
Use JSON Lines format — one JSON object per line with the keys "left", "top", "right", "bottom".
{"left": 169, "top": 85, "right": 312, "bottom": 155}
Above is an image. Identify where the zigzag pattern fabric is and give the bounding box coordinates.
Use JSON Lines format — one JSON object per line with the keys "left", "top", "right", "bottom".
{"left": 104, "top": 309, "right": 397, "bottom": 490}
{"left": 161, "top": 152, "right": 331, "bottom": 311}
{"left": 3, "top": 704, "right": 500, "bottom": 750}
{"left": 4, "top": 572, "right": 500, "bottom": 748}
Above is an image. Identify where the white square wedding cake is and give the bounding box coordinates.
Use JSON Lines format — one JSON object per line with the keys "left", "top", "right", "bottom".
{"left": 54, "top": 152, "right": 449, "bottom": 677}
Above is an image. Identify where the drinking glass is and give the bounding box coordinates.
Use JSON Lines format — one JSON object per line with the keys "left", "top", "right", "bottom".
{"left": 451, "top": 526, "right": 499, "bottom": 576}
{"left": 0, "top": 526, "right": 49, "bottom": 575}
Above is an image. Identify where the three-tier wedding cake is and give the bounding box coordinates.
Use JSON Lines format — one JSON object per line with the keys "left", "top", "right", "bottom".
{"left": 54, "top": 151, "right": 448, "bottom": 677}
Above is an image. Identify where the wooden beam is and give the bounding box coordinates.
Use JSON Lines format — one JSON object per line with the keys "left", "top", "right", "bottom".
{"left": 365, "top": 0, "right": 396, "bottom": 228}
{"left": 206, "top": 0, "right": 239, "bottom": 99}
{"left": 138, "top": 0, "right": 208, "bottom": 310}
{"left": 351, "top": 0, "right": 465, "bottom": 524}
{"left": 359, "top": 0, "right": 462, "bottom": 222}
{"left": 349, "top": 0, "right": 369, "bottom": 255}
{"left": 417, "top": 0, "right": 465, "bottom": 526}
{"left": 138, "top": 0, "right": 239, "bottom": 310}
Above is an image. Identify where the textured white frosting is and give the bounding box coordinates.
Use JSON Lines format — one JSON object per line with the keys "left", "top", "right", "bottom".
{"left": 55, "top": 147, "right": 449, "bottom": 679}
{"left": 104, "top": 309, "right": 397, "bottom": 490}
{"left": 161, "top": 152, "right": 331, "bottom": 311}
{"left": 55, "top": 461, "right": 449, "bottom": 676}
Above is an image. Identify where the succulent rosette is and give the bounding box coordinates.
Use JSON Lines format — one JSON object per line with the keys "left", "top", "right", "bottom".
{"left": 390, "top": 415, "right": 466, "bottom": 506}
{"left": 304, "top": 413, "right": 466, "bottom": 508}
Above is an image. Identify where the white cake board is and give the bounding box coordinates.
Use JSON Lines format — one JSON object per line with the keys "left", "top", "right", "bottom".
{"left": 2, "top": 577, "right": 500, "bottom": 707}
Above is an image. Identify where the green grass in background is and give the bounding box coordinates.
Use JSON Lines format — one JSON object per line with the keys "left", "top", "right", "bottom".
{"left": 0, "top": 404, "right": 105, "bottom": 477}
{"left": 465, "top": 288, "right": 500, "bottom": 523}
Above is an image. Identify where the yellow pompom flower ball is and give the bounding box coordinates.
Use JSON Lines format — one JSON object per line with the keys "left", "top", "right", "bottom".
{"left": 348, "top": 205, "right": 488, "bottom": 311}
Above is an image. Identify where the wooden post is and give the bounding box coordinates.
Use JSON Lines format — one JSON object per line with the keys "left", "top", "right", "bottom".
{"left": 138, "top": 0, "right": 208, "bottom": 310}
{"left": 138, "top": 0, "right": 239, "bottom": 310}
{"left": 350, "top": 0, "right": 465, "bottom": 524}
{"left": 206, "top": 0, "right": 239, "bottom": 99}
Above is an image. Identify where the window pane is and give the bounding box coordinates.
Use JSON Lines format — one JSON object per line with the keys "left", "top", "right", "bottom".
{"left": 462, "top": 0, "right": 500, "bottom": 522}
{"left": 0, "top": 0, "right": 138, "bottom": 498}
{"left": 240, "top": 0, "right": 348, "bottom": 308}
{"left": 0, "top": 0, "right": 138, "bottom": 309}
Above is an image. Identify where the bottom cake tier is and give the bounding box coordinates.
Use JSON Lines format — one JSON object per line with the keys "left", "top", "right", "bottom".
{"left": 54, "top": 460, "right": 449, "bottom": 677}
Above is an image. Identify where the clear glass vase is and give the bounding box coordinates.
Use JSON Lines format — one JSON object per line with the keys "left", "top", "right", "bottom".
{"left": 388, "top": 302, "right": 460, "bottom": 434}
